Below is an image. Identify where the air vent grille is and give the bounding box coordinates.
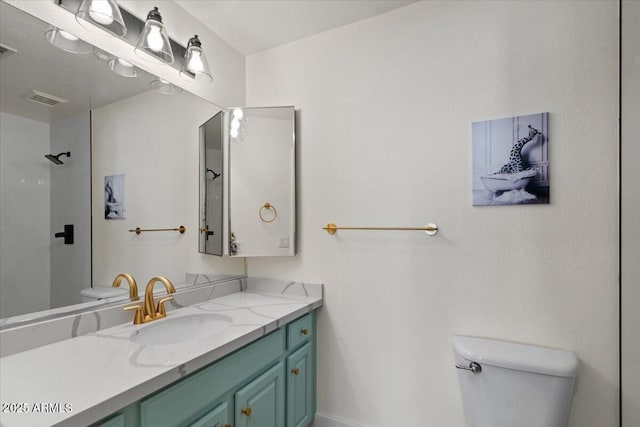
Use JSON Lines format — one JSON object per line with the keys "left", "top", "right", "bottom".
{"left": 23, "top": 90, "right": 69, "bottom": 107}
{"left": 0, "top": 43, "right": 18, "bottom": 59}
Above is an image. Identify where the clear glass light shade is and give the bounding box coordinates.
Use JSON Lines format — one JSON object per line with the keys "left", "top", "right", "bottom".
{"left": 44, "top": 27, "right": 93, "bottom": 54}
{"left": 75, "top": 0, "right": 127, "bottom": 37}
{"left": 179, "top": 36, "right": 212, "bottom": 83}
{"left": 150, "top": 79, "right": 182, "bottom": 95}
{"left": 108, "top": 57, "right": 138, "bottom": 78}
{"left": 135, "top": 8, "right": 174, "bottom": 64}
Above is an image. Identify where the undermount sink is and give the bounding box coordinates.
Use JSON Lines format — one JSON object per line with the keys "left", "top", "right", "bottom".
{"left": 130, "top": 313, "right": 233, "bottom": 346}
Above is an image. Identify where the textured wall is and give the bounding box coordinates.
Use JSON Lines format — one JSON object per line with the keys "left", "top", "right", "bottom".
{"left": 245, "top": 2, "right": 619, "bottom": 426}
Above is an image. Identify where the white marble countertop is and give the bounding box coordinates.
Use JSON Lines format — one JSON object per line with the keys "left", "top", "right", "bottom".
{"left": 0, "top": 280, "right": 322, "bottom": 427}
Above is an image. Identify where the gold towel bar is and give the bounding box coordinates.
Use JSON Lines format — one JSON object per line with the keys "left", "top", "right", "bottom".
{"left": 129, "top": 226, "right": 186, "bottom": 235}
{"left": 323, "top": 223, "right": 438, "bottom": 236}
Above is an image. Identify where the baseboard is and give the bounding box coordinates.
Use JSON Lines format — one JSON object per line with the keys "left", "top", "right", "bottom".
{"left": 312, "top": 413, "right": 362, "bottom": 427}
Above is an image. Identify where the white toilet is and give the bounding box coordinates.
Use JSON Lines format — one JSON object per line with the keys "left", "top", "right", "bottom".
{"left": 80, "top": 286, "right": 129, "bottom": 302}
{"left": 453, "top": 335, "right": 579, "bottom": 427}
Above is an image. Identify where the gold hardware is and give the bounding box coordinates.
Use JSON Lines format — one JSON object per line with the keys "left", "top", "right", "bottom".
{"left": 241, "top": 407, "right": 252, "bottom": 416}
{"left": 291, "top": 368, "right": 300, "bottom": 375}
{"left": 112, "top": 273, "right": 139, "bottom": 301}
{"left": 123, "top": 276, "right": 176, "bottom": 325}
{"left": 222, "top": 425, "right": 232, "bottom": 427}
{"left": 323, "top": 222, "right": 438, "bottom": 236}
{"left": 123, "top": 304, "right": 143, "bottom": 324}
{"left": 128, "top": 226, "right": 186, "bottom": 235}
{"left": 259, "top": 202, "right": 277, "bottom": 223}
{"left": 199, "top": 227, "right": 208, "bottom": 233}
{"left": 301, "top": 328, "right": 309, "bottom": 335}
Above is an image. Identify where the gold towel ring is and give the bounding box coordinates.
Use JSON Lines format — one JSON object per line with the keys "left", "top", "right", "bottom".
{"left": 259, "top": 202, "right": 277, "bottom": 223}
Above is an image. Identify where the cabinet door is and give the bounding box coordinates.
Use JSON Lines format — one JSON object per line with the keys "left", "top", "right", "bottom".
{"left": 287, "top": 343, "right": 313, "bottom": 427}
{"left": 189, "top": 401, "right": 230, "bottom": 427}
{"left": 235, "top": 362, "right": 285, "bottom": 427}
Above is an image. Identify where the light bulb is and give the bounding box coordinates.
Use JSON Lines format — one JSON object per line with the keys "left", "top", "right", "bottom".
{"left": 187, "top": 50, "right": 205, "bottom": 73}
{"left": 89, "top": 0, "right": 114, "bottom": 25}
{"left": 58, "top": 30, "right": 79, "bottom": 41}
{"left": 231, "top": 118, "right": 240, "bottom": 130}
{"left": 230, "top": 128, "right": 239, "bottom": 138}
{"left": 147, "top": 25, "right": 164, "bottom": 52}
{"left": 233, "top": 109, "right": 244, "bottom": 120}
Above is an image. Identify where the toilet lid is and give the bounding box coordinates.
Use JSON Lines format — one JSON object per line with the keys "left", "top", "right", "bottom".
{"left": 80, "top": 286, "right": 128, "bottom": 299}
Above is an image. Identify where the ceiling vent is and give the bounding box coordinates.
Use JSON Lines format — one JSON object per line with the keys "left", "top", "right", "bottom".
{"left": 23, "top": 90, "right": 69, "bottom": 107}
{"left": 0, "top": 43, "right": 18, "bottom": 60}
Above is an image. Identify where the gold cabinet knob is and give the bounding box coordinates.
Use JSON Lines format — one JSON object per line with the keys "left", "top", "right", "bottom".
{"left": 241, "top": 407, "right": 252, "bottom": 416}
{"left": 301, "top": 328, "right": 309, "bottom": 335}
{"left": 222, "top": 425, "right": 232, "bottom": 427}
{"left": 291, "top": 368, "right": 300, "bottom": 375}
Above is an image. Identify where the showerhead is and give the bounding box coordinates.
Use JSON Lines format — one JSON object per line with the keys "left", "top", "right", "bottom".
{"left": 45, "top": 151, "right": 70, "bottom": 165}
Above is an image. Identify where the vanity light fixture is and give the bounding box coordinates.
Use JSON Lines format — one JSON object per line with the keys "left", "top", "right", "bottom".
{"left": 108, "top": 57, "right": 138, "bottom": 78}
{"left": 150, "top": 78, "right": 183, "bottom": 95}
{"left": 44, "top": 27, "right": 93, "bottom": 54}
{"left": 179, "top": 35, "right": 213, "bottom": 83}
{"left": 135, "top": 7, "right": 174, "bottom": 64}
{"left": 75, "top": 0, "right": 127, "bottom": 37}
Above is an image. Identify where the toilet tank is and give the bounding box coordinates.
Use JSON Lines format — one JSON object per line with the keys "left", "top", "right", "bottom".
{"left": 453, "top": 336, "right": 579, "bottom": 427}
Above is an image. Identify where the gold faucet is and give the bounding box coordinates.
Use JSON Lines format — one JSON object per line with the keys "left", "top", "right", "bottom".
{"left": 112, "top": 273, "right": 139, "bottom": 301}
{"left": 124, "top": 276, "right": 176, "bottom": 324}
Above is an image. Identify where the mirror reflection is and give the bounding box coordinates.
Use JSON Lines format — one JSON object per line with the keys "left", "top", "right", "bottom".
{"left": 228, "top": 106, "right": 296, "bottom": 257}
{"left": 199, "top": 112, "right": 224, "bottom": 256}
{"left": 0, "top": 2, "right": 244, "bottom": 323}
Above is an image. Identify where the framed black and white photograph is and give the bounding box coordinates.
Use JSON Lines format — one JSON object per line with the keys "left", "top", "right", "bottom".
{"left": 105, "top": 174, "right": 125, "bottom": 219}
{"left": 472, "top": 112, "right": 549, "bottom": 206}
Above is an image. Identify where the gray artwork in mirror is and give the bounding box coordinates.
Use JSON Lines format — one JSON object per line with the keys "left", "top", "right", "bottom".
{"left": 0, "top": 2, "right": 244, "bottom": 328}
{"left": 199, "top": 112, "right": 224, "bottom": 256}
{"left": 228, "top": 106, "right": 296, "bottom": 257}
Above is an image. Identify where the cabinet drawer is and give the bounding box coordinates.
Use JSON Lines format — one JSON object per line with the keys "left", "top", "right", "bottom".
{"left": 140, "top": 329, "right": 285, "bottom": 427}
{"left": 287, "top": 314, "right": 313, "bottom": 350}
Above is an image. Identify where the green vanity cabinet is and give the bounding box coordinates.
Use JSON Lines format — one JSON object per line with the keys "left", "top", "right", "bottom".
{"left": 235, "top": 362, "right": 285, "bottom": 427}
{"left": 96, "top": 311, "right": 316, "bottom": 427}
{"left": 189, "top": 401, "right": 230, "bottom": 427}
{"left": 287, "top": 343, "right": 313, "bottom": 427}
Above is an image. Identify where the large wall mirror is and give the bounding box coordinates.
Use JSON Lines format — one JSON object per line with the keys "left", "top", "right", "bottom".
{"left": 0, "top": 2, "right": 244, "bottom": 325}
{"left": 228, "top": 106, "right": 296, "bottom": 257}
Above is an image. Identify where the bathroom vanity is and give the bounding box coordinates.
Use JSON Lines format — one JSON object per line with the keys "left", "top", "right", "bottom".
{"left": 0, "top": 279, "right": 322, "bottom": 427}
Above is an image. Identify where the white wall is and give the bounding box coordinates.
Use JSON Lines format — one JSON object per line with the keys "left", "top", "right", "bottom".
{"left": 621, "top": 1, "right": 640, "bottom": 425}
{"left": 0, "top": 112, "right": 50, "bottom": 317}
{"left": 50, "top": 111, "right": 91, "bottom": 308}
{"left": 92, "top": 90, "right": 244, "bottom": 287}
{"left": 246, "top": 2, "right": 619, "bottom": 426}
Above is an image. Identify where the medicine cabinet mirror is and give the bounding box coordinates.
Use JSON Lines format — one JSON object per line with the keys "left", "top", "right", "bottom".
{"left": 199, "top": 106, "right": 296, "bottom": 257}
{"left": 229, "top": 106, "right": 296, "bottom": 257}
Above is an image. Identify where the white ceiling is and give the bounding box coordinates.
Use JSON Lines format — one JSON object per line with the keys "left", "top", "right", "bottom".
{"left": 175, "top": 0, "right": 418, "bottom": 56}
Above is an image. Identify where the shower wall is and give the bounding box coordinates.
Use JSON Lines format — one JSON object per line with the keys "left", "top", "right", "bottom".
{"left": 49, "top": 111, "right": 91, "bottom": 309}
{"left": 0, "top": 112, "right": 51, "bottom": 318}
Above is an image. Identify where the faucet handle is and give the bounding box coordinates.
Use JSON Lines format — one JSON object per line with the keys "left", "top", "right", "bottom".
{"left": 156, "top": 296, "right": 173, "bottom": 317}
{"left": 124, "top": 304, "right": 144, "bottom": 324}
